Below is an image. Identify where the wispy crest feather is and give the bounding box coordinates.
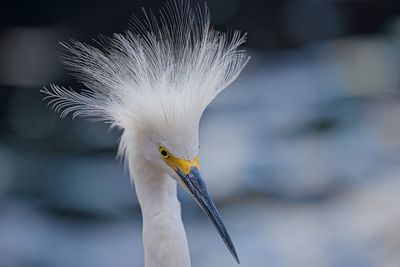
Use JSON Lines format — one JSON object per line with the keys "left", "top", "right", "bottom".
{"left": 42, "top": 0, "right": 249, "bottom": 129}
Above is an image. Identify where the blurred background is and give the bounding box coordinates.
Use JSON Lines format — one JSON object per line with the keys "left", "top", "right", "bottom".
{"left": 1, "top": 0, "right": 400, "bottom": 266}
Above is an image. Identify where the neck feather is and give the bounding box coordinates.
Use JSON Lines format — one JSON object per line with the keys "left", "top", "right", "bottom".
{"left": 128, "top": 151, "right": 191, "bottom": 267}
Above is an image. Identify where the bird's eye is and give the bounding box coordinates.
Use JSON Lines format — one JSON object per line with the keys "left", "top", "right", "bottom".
{"left": 159, "top": 147, "right": 170, "bottom": 158}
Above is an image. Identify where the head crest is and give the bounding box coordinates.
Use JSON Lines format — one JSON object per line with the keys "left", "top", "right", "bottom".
{"left": 42, "top": 0, "right": 249, "bottom": 129}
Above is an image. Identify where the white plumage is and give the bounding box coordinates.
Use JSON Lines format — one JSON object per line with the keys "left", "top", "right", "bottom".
{"left": 42, "top": 1, "right": 248, "bottom": 266}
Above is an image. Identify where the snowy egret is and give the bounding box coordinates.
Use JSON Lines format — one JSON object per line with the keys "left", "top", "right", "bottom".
{"left": 42, "top": 1, "right": 249, "bottom": 266}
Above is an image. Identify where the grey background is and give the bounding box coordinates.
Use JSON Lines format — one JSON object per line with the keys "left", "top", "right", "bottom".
{"left": 0, "top": 0, "right": 400, "bottom": 266}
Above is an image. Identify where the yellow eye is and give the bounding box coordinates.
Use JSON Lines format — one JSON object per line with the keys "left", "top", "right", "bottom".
{"left": 159, "top": 146, "right": 170, "bottom": 158}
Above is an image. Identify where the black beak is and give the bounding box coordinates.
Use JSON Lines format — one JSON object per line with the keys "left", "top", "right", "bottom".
{"left": 177, "top": 167, "right": 240, "bottom": 264}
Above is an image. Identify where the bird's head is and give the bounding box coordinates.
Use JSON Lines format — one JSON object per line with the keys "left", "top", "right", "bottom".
{"left": 42, "top": 1, "right": 248, "bottom": 263}
{"left": 126, "top": 94, "right": 240, "bottom": 263}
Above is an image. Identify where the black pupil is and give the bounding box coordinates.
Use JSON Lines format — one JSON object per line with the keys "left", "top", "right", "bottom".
{"left": 161, "top": 150, "right": 168, "bottom": 157}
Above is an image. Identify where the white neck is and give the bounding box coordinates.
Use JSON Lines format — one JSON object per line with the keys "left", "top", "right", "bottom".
{"left": 129, "top": 153, "right": 191, "bottom": 267}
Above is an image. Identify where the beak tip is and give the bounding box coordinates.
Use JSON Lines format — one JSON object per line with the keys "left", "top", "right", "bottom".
{"left": 233, "top": 252, "right": 240, "bottom": 264}
{"left": 226, "top": 238, "right": 240, "bottom": 264}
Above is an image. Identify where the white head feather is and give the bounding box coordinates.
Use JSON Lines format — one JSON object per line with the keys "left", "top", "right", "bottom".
{"left": 42, "top": 0, "right": 249, "bottom": 165}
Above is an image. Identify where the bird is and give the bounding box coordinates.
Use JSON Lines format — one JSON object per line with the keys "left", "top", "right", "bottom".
{"left": 42, "top": 1, "right": 249, "bottom": 266}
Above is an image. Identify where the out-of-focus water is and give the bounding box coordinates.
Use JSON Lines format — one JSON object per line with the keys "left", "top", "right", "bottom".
{"left": 1, "top": 1, "right": 400, "bottom": 266}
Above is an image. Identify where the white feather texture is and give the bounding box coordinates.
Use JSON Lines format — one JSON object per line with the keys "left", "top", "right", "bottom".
{"left": 43, "top": 2, "right": 248, "bottom": 265}
{"left": 42, "top": 0, "right": 249, "bottom": 132}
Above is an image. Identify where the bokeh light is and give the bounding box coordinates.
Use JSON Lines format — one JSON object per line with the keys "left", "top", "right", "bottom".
{"left": 0, "top": 1, "right": 399, "bottom": 266}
